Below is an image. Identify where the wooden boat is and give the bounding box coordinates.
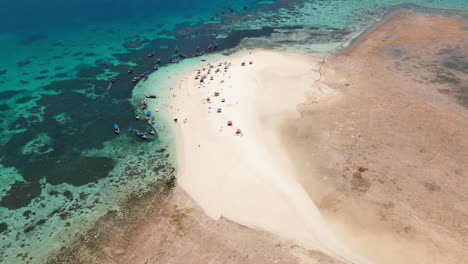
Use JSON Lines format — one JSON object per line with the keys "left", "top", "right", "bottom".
{"left": 137, "top": 131, "right": 147, "bottom": 140}
{"left": 114, "top": 124, "right": 120, "bottom": 134}
{"left": 147, "top": 126, "right": 156, "bottom": 135}
{"left": 141, "top": 100, "right": 148, "bottom": 109}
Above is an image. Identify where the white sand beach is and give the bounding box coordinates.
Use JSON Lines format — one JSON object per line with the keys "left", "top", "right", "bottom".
{"left": 165, "top": 50, "right": 369, "bottom": 263}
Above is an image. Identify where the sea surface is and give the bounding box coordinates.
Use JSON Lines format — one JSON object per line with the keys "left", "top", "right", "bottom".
{"left": 0, "top": 0, "right": 467, "bottom": 263}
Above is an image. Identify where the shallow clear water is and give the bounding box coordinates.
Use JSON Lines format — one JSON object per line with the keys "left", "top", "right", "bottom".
{"left": 0, "top": 0, "right": 467, "bottom": 263}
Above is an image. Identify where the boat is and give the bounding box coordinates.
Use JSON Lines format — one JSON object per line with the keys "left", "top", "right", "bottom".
{"left": 145, "top": 94, "right": 157, "bottom": 98}
{"left": 146, "top": 111, "right": 151, "bottom": 120}
{"left": 143, "top": 74, "right": 149, "bottom": 81}
{"left": 135, "top": 110, "right": 140, "bottom": 119}
{"left": 141, "top": 99, "right": 148, "bottom": 109}
{"left": 151, "top": 116, "right": 156, "bottom": 124}
{"left": 147, "top": 125, "right": 156, "bottom": 135}
{"left": 114, "top": 124, "right": 120, "bottom": 134}
{"left": 128, "top": 67, "right": 133, "bottom": 74}
{"left": 178, "top": 53, "right": 186, "bottom": 58}
{"left": 155, "top": 107, "right": 160, "bottom": 112}
{"left": 132, "top": 77, "right": 139, "bottom": 83}
{"left": 137, "top": 131, "right": 147, "bottom": 140}
{"left": 148, "top": 50, "right": 156, "bottom": 57}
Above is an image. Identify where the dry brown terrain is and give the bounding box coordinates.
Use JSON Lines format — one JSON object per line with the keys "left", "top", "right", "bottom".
{"left": 282, "top": 11, "right": 468, "bottom": 264}
{"left": 112, "top": 187, "right": 346, "bottom": 264}
{"left": 48, "top": 185, "right": 345, "bottom": 264}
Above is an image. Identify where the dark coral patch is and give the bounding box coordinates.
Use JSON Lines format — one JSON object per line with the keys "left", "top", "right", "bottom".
{"left": 94, "top": 59, "right": 114, "bottom": 68}
{"left": 0, "top": 222, "right": 8, "bottom": 234}
{"left": 18, "top": 34, "right": 47, "bottom": 45}
{"left": 55, "top": 72, "right": 67, "bottom": 78}
{"left": 75, "top": 65, "right": 105, "bottom": 79}
{"left": 123, "top": 39, "right": 150, "bottom": 49}
{"left": 0, "top": 69, "right": 7, "bottom": 75}
{"left": 17, "top": 60, "right": 31, "bottom": 67}
{"left": 15, "top": 96, "right": 34, "bottom": 104}
{"left": 0, "top": 181, "right": 42, "bottom": 209}
{"left": 52, "top": 42, "right": 65, "bottom": 47}
{"left": 0, "top": 104, "right": 10, "bottom": 111}
{"left": 0, "top": 90, "right": 25, "bottom": 100}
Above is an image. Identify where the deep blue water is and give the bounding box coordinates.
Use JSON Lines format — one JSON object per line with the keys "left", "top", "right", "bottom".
{"left": 0, "top": 0, "right": 467, "bottom": 262}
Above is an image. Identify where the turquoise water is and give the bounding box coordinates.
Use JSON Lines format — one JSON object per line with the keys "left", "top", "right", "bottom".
{"left": 0, "top": 0, "right": 467, "bottom": 263}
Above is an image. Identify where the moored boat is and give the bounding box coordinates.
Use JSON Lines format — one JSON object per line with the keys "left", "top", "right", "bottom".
{"left": 137, "top": 131, "right": 147, "bottom": 140}
{"left": 141, "top": 99, "right": 148, "bottom": 109}
{"left": 147, "top": 125, "right": 156, "bottom": 135}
